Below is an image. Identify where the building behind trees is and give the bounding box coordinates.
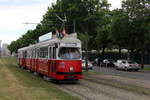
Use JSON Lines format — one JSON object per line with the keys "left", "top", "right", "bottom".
{"left": 1, "top": 43, "right": 10, "bottom": 57}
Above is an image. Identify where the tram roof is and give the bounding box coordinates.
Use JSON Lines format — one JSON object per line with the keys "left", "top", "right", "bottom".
{"left": 18, "top": 33, "right": 81, "bottom": 51}
{"left": 18, "top": 44, "right": 35, "bottom": 51}
{"left": 36, "top": 33, "right": 81, "bottom": 47}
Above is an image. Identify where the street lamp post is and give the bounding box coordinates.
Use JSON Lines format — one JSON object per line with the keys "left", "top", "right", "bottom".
{"left": 85, "top": 37, "right": 88, "bottom": 72}
{"left": 85, "top": 25, "right": 89, "bottom": 72}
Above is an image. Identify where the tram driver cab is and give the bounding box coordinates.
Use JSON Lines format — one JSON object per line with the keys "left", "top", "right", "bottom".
{"left": 59, "top": 47, "right": 81, "bottom": 60}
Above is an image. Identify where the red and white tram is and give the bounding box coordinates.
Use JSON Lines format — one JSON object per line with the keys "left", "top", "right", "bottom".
{"left": 18, "top": 33, "right": 82, "bottom": 81}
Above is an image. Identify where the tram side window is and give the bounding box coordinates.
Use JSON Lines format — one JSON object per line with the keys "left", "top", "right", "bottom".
{"left": 32, "top": 49, "right": 36, "bottom": 58}
{"left": 25, "top": 52, "right": 27, "bottom": 58}
{"left": 23, "top": 51, "right": 27, "bottom": 58}
{"left": 18, "top": 52, "right": 22, "bottom": 58}
{"left": 34, "top": 48, "right": 37, "bottom": 58}
{"left": 53, "top": 47, "right": 56, "bottom": 59}
{"left": 21, "top": 52, "right": 23, "bottom": 58}
{"left": 49, "top": 47, "right": 56, "bottom": 59}
{"left": 18, "top": 52, "right": 21, "bottom": 58}
{"left": 37, "top": 49, "right": 40, "bottom": 58}
{"left": 39, "top": 47, "right": 48, "bottom": 58}
{"left": 31, "top": 49, "right": 34, "bottom": 58}
{"left": 22, "top": 52, "right": 24, "bottom": 58}
{"left": 49, "top": 47, "right": 52, "bottom": 59}
{"left": 27, "top": 51, "right": 31, "bottom": 58}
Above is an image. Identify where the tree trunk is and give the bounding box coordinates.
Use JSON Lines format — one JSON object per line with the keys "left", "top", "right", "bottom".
{"left": 128, "top": 49, "right": 133, "bottom": 60}
{"left": 130, "top": 49, "right": 134, "bottom": 60}
{"left": 127, "top": 50, "right": 130, "bottom": 60}
{"left": 101, "top": 45, "right": 105, "bottom": 59}
{"left": 141, "top": 50, "right": 145, "bottom": 69}
{"left": 118, "top": 46, "right": 121, "bottom": 58}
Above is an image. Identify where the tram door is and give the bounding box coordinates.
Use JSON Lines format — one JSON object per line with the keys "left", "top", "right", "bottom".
{"left": 23, "top": 51, "right": 27, "bottom": 67}
{"left": 32, "top": 48, "right": 36, "bottom": 71}
{"left": 38, "top": 46, "right": 49, "bottom": 75}
{"left": 49, "top": 46, "right": 56, "bottom": 77}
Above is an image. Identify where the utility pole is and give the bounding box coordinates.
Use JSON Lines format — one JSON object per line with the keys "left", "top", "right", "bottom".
{"left": 73, "top": 20, "right": 76, "bottom": 33}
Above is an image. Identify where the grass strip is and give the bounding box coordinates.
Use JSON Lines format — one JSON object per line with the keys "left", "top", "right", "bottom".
{"left": 0, "top": 57, "right": 80, "bottom": 100}
{"left": 143, "top": 67, "right": 150, "bottom": 71}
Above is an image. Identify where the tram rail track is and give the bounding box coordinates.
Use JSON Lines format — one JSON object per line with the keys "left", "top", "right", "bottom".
{"left": 83, "top": 75, "right": 150, "bottom": 96}
{"left": 79, "top": 80, "right": 129, "bottom": 100}
{"left": 54, "top": 77, "right": 150, "bottom": 100}
{"left": 59, "top": 84, "right": 93, "bottom": 100}
{"left": 55, "top": 80, "right": 130, "bottom": 100}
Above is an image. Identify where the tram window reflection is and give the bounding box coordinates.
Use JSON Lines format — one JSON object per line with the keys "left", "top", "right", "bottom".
{"left": 39, "top": 47, "right": 48, "bottom": 58}
{"left": 59, "top": 47, "right": 81, "bottom": 60}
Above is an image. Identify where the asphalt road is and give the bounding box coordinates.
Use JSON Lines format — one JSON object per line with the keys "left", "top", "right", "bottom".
{"left": 92, "top": 66, "right": 150, "bottom": 80}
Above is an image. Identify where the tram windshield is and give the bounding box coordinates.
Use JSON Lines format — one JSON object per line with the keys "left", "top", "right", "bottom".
{"left": 59, "top": 47, "right": 81, "bottom": 60}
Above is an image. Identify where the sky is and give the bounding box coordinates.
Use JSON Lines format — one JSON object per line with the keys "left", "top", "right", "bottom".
{"left": 0, "top": 0, "right": 122, "bottom": 44}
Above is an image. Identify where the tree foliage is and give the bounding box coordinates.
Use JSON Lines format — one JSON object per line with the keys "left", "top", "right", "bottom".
{"left": 8, "top": 0, "right": 150, "bottom": 66}
{"left": 122, "top": 0, "right": 150, "bottom": 66}
{"left": 8, "top": 0, "right": 111, "bottom": 53}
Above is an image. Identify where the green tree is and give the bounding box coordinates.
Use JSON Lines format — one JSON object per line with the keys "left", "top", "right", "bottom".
{"left": 95, "top": 10, "right": 112, "bottom": 55}
{"left": 9, "top": 0, "right": 111, "bottom": 54}
{"left": 78, "top": 33, "right": 92, "bottom": 50}
{"left": 111, "top": 9, "right": 130, "bottom": 58}
{"left": 122, "top": 0, "right": 150, "bottom": 67}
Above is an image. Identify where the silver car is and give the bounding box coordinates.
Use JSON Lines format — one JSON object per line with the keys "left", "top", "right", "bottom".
{"left": 114, "top": 60, "right": 141, "bottom": 71}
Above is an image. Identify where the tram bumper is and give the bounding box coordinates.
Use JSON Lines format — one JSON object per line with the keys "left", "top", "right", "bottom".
{"left": 55, "top": 72, "right": 82, "bottom": 80}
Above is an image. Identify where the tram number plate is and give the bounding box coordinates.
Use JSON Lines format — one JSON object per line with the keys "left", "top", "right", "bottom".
{"left": 68, "top": 75, "right": 74, "bottom": 79}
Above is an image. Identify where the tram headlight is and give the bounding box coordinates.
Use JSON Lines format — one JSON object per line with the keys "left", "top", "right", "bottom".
{"left": 69, "top": 67, "right": 74, "bottom": 72}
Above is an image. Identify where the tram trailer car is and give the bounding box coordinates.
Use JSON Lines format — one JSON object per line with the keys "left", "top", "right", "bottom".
{"left": 18, "top": 33, "right": 82, "bottom": 81}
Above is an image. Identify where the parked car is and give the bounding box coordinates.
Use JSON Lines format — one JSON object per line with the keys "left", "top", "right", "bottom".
{"left": 101, "top": 59, "right": 115, "bottom": 67}
{"left": 93, "top": 57, "right": 103, "bottom": 66}
{"left": 82, "top": 60, "right": 93, "bottom": 70}
{"left": 114, "top": 60, "right": 141, "bottom": 71}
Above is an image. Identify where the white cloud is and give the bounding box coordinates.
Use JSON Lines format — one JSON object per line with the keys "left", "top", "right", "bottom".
{"left": 0, "top": 0, "right": 121, "bottom": 44}
{"left": 0, "top": 0, "right": 50, "bottom": 6}
{"left": 0, "top": 0, "right": 10, "bottom": 3}
{"left": 108, "top": 0, "right": 123, "bottom": 10}
{"left": 0, "top": 0, "right": 56, "bottom": 44}
{"left": 0, "top": 6, "right": 45, "bottom": 30}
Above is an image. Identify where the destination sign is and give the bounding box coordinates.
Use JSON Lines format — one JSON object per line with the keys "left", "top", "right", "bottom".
{"left": 60, "top": 43, "right": 81, "bottom": 47}
{"left": 39, "top": 32, "right": 52, "bottom": 42}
